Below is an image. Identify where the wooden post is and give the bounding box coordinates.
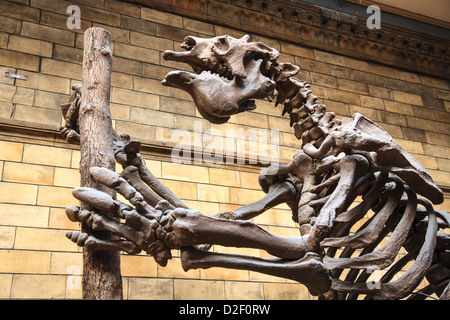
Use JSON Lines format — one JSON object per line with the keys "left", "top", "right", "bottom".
{"left": 79, "top": 27, "right": 122, "bottom": 299}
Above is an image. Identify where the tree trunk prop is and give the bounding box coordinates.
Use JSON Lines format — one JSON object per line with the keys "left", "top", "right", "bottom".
{"left": 79, "top": 27, "right": 122, "bottom": 300}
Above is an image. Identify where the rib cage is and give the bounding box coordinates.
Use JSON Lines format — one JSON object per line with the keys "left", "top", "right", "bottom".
{"left": 266, "top": 62, "right": 450, "bottom": 300}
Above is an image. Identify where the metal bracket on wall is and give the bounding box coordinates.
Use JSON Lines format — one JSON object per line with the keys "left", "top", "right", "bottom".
{"left": 4, "top": 72, "right": 28, "bottom": 81}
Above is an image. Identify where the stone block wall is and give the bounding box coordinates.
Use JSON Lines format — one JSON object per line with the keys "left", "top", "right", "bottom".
{"left": 0, "top": 0, "right": 448, "bottom": 299}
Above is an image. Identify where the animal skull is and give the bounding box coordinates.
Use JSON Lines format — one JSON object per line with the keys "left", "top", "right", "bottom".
{"left": 162, "top": 35, "right": 278, "bottom": 123}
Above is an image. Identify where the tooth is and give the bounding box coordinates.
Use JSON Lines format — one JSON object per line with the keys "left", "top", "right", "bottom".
{"left": 209, "top": 60, "right": 217, "bottom": 70}
{"left": 217, "top": 65, "right": 226, "bottom": 75}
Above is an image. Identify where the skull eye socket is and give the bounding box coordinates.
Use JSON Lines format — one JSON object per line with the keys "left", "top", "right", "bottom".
{"left": 213, "top": 37, "right": 231, "bottom": 55}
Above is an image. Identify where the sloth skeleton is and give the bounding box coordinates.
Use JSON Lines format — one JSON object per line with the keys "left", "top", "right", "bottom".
{"left": 60, "top": 35, "right": 450, "bottom": 300}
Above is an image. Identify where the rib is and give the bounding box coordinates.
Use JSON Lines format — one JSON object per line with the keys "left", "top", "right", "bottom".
{"left": 324, "top": 186, "right": 417, "bottom": 270}
{"left": 321, "top": 176, "right": 404, "bottom": 249}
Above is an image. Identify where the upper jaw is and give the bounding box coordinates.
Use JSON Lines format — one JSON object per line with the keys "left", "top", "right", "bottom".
{"left": 163, "top": 34, "right": 279, "bottom": 80}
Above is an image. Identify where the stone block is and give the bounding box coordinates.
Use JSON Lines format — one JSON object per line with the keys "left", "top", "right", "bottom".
{"left": 197, "top": 183, "right": 229, "bottom": 203}
{"left": 0, "top": 274, "right": 12, "bottom": 298}
{"left": 11, "top": 274, "right": 66, "bottom": 299}
{"left": 0, "top": 16, "right": 21, "bottom": 34}
{"left": 368, "top": 85, "right": 393, "bottom": 99}
{"left": 34, "top": 90, "right": 69, "bottom": 110}
{"left": 15, "top": 226, "right": 76, "bottom": 251}
{"left": 22, "top": 22, "right": 74, "bottom": 46}
{"left": 381, "top": 111, "right": 407, "bottom": 126}
{"left": 156, "top": 24, "right": 190, "bottom": 42}
{"left": 0, "top": 182, "right": 37, "bottom": 205}
{"left": 3, "top": 162, "right": 54, "bottom": 185}
{"left": 115, "top": 121, "right": 155, "bottom": 141}
{"left": 209, "top": 168, "right": 240, "bottom": 187}
{"left": 350, "top": 105, "right": 382, "bottom": 122}
{"left": 105, "top": 0, "right": 140, "bottom": 18}
{"left": 53, "top": 167, "right": 80, "bottom": 188}
{"left": 173, "top": 279, "right": 225, "bottom": 300}
{"left": 41, "top": 58, "right": 82, "bottom": 80}
{"left": 0, "top": 141, "right": 23, "bottom": 161}
{"left": 0, "top": 226, "right": 15, "bottom": 249}
{"left": 162, "top": 162, "right": 209, "bottom": 183}
{"left": 369, "top": 63, "right": 399, "bottom": 78}
{"left": 422, "top": 144, "right": 447, "bottom": 158}
{"left": 406, "top": 116, "right": 436, "bottom": 132}
{"left": 398, "top": 70, "right": 421, "bottom": 84}
{"left": 48, "top": 207, "right": 79, "bottom": 229}
{"left": 157, "top": 257, "right": 200, "bottom": 279}
{"left": 354, "top": 70, "right": 385, "bottom": 87}
{"left": 183, "top": 17, "right": 215, "bottom": 35}
{"left": 421, "top": 75, "right": 449, "bottom": 90}
{"left": 337, "top": 78, "right": 369, "bottom": 94}
{"left": 130, "top": 31, "right": 174, "bottom": 51}
{"left": 49, "top": 251, "right": 82, "bottom": 275}
{"left": 8, "top": 35, "right": 53, "bottom": 58}
{"left": 111, "top": 72, "right": 133, "bottom": 90}
{"left": 160, "top": 96, "right": 196, "bottom": 116}
{"left": 327, "top": 88, "right": 360, "bottom": 105}
{"left": 311, "top": 72, "right": 337, "bottom": 88}
{"left": 435, "top": 122, "right": 450, "bottom": 135}
{"left": 37, "top": 185, "right": 76, "bottom": 208}
{"left": 142, "top": 63, "right": 174, "bottom": 80}
{"left": 121, "top": 255, "right": 158, "bottom": 277}
{"left": 0, "top": 1, "right": 40, "bottom": 22}
{"left": 128, "top": 278, "right": 173, "bottom": 299}
{"left": 159, "top": 179, "right": 197, "bottom": 200}
{"left": 328, "top": 65, "right": 354, "bottom": 79}
{"left": 0, "top": 83, "right": 16, "bottom": 103}
{"left": 224, "top": 281, "right": 264, "bottom": 300}
{"left": 133, "top": 76, "right": 171, "bottom": 96}
{"left": 345, "top": 57, "right": 370, "bottom": 72}
{"left": 0, "top": 48, "right": 40, "bottom": 72}
{"left": 360, "top": 95, "right": 384, "bottom": 110}
{"left": 426, "top": 132, "right": 450, "bottom": 148}
{"left": 384, "top": 100, "right": 414, "bottom": 116}
{"left": 401, "top": 127, "right": 427, "bottom": 143}
{"left": 239, "top": 171, "right": 260, "bottom": 190}
{"left": 111, "top": 56, "right": 141, "bottom": 76}
{"left": 114, "top": 42, "right": 159, "bottom": 64}
{"left": 121, "top": 15, "right": 156, "bottom": 35}
{"left": 200, "top": 266, "right": 249, "bottom": 281}
{"left": 112, "top": 88, "right": 159, "bottom": 109}
{"left": 263, "top": 282, "right": 311, "bottom": 300}
{"left": 141, "top": 7, "right": 183, "bottom": 28}
{"left": 18, "top": 71, "right": 71, "bottom": 94}
{"left": 0, "top": 250, "right": 50, "bottom": 274}
{"left": 280, "top": 42, "right": 314, "bottom": 59}
{"left": 437, "top": 158, "right": 450, "bottom": 172}
{"left": 14, "top": 105, "right": 61, "bottom": 126}
{"left": 314, "top": 50, "right": 346, "bottom": 66}
{"left": 393, "top": 91, "right": 423, "bottom": 106}
{"left": 130, "top": 108, "right": 175, "bottom": 127}
{"left": 0, "top": 203, "right": 49, "bottom": 228}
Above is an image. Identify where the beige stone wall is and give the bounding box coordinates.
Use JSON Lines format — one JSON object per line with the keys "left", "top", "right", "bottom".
{"left": 0, "top": 0, "right": 448, "bottom": 299}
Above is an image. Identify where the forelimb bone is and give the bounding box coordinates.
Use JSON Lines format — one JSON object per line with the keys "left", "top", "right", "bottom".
{"left": 171, "top": 209, "right": 308, "bottom": 259}
{"left": 181, "top": 247, "right": 331, "bottom": 296}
